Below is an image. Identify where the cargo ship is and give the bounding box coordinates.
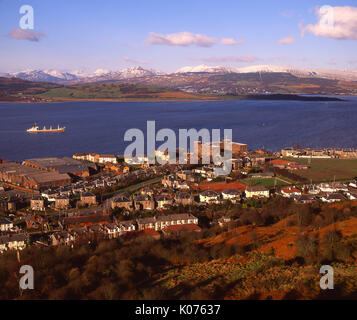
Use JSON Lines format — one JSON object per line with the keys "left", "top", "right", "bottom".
{"left": 26, "top": 124, "right": 66, "bottom": 133}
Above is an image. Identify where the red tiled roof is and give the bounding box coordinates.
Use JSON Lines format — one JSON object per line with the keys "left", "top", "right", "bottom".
{"left": 270, "top": 159, "right": 297, "bottom": 166}
{"left": 281, "top": 186, "right": 301, "bottom": 193}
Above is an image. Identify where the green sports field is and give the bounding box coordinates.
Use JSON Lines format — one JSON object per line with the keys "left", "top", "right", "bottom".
{"left": 283, "top": 158, "right": 357, "bottom": 183}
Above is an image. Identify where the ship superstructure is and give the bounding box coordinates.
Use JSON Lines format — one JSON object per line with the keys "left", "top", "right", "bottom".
{"left": 26, "top": 125, "right": 66, "bottom": 133}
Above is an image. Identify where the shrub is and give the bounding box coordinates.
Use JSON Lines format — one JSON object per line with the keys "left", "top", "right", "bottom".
{"left": 295, "top": 234, "right": 318, "bottom": 264}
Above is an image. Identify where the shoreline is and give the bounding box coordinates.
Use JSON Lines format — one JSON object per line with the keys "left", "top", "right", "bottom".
{"left": 0, "top": 97, "right": 223, "bottom": 104}
{"left": 0, "top": 94, "right": 350, "bottom": 104}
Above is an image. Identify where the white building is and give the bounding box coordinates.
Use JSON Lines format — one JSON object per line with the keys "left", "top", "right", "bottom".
{"left": 321, "top": 193, "right": 345, "bottom": 203}
{"left": 317, "top": 183, "right": 338, "bottom": 193}
{"left": 280, "top": 186, "right": 302, "bottom": 198}
{"left": 0, "top": 234, "right": 27, "bottom": 253}
{"left": 98, "top": 154, "right": 118, "bottom": 164}
{"left": 349, "top": 181, "right": 357, "bottom": 188}
{"left": 245, "top": 186, "right": 269, "bottom": 198}
{"left": 0, "top": 217, "right": 13, "bottom": 232}
{"left": 200, "top": 190, "right": 220, "bottom": 204}
{"left": 221, "top": 189, "right": 241, "bottom": 203}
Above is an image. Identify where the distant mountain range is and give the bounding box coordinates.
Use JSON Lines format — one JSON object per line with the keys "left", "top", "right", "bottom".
{"left": 0, "top": 66, "right": 164, "bottom": 83}
{"left": 176, "top": 64, "right": 357, "bottom": 81}
{"left": 3, "top": 64, "right": 357, "bottom": 83}
{"left": 2, "top": 65, "right": 357, "bottom": 96}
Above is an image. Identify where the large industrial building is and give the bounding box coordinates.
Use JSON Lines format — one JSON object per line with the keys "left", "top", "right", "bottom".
{"left": 194, "top": 140, "right": 248, "bottom": 159}
{"left": 23, "top": 157, "right": 96, "bottom": 177}
{"left": 0, "top": 162, "right": 71, "bottom": 190}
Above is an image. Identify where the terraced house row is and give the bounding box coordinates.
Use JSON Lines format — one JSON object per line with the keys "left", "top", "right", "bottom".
{"left": 111, "top": 192, "right": 194, "bottom": 211}
{"left": 50, "top": 213, "right": 199, "bottom": 246}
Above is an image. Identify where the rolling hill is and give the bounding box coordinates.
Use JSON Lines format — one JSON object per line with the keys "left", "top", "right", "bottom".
{"left": 2, "top": 65, "right": 357, "bottom": 97}
{"left": 0, "top": 77, "right": 218, "bottom": 102}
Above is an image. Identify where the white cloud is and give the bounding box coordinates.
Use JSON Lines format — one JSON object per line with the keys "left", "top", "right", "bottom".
{"left": 301, "top": 6, "right": 357, "bottom": 40}
{"left": 146, "top": 31, "right": 216, "bottom": 47}
{"left": 278, "top": 36, "right": 295, "bottom": 44}
{"left": 221, "top": 38, "right": 246, "bottom": 45}
{"left": 7, "top": 28, "right": 45, "bottom": 41}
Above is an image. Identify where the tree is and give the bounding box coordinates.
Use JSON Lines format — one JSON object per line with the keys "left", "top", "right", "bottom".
{"left": 295, "top": 234, "right": 318, "bottom": 264}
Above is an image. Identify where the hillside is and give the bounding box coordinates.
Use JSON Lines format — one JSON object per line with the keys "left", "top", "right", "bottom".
{"left": 126, "top": 72, "right": 357, "bottom": 96}
{"left": 0, "top": 77, "right": 218, "bottom": 102}
{"left": 2, "top": 66, "right": 357, "bottom": 99}
{"left": 37, "top": 82, "right": 218, "bottom": 101}
{"left": 0, "top": 77, "right": 60, "bottom": 102}
{"left": 1, "top": 199, "right": 357, "bottom": 300}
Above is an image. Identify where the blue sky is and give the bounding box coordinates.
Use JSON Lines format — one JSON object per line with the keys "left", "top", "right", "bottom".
{"left": 1, "top": 0, "right": 357, "bottom": 73}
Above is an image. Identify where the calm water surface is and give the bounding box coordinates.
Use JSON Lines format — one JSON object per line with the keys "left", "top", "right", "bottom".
{"left": 0, "top": 98, "right": 356, "bottom": 161}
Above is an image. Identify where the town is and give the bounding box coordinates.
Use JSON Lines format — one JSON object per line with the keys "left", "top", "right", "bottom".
{"left": 1, "top": 142, "right": 357, "bottom": 254}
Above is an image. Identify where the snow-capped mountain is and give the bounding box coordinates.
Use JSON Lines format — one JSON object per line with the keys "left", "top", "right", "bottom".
{"left": 236, "top": 65, "right": 357, "bottom": 81}
{"left": 77, "top": 66, "right": 165, "bottom": 82}
{"left": 120, "top": 66, "right": 162, "bottom": 78}
{"left": 2, "top": 66, "right": 164, "bottom": 83}
{"left": 8, "top": 69, "right": 78, "bottom": 82}
{"left": 3, "top": 65, "right": 357, "bottom": 83}
{"left": 175, "top": 64, "right": 357, "bottom": 81}
{"left": 44, "top": 69, "right": 78, "bottom": 81}
{"left": 93, "top": 69, "right": 110, "bottom": 76}
{"left": 9, "top": 70, "right": 62, "bottom": 82}
{"left": 176, "top": 64, "right": 236, "bottom": 74}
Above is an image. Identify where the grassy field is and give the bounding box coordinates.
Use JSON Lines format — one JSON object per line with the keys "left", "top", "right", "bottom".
{"left": 37, "top": 82, "right": 217, "bottom": 101}
{"left": 243, "top": 177, "right": 290, "bottom": 188}
{"left": 284, "top": 158, "right": 357, "bottom": 183}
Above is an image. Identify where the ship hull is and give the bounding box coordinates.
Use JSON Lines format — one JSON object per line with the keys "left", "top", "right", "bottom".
{"left": 27, "top": 128, "right": 66, "bottom": 133}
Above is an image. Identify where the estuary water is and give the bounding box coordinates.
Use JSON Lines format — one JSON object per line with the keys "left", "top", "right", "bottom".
{"left": 0, "top": 97, "right": 356, "bottom": 161}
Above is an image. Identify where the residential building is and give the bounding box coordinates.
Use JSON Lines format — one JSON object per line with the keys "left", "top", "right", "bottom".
{"left": 137, "top": 213, "right": 198, "bottom": 231}
{"left": 55, "top": 195, "right": 70, "bottom": 210}
{"left": 30, "top": 196, "right": 45, "bottom": 211}
{"left": 102, "top": 223, "right": 121, "bottom": 239}
{"left": 317, "top": 183, "right": 338, "bottom": 193}
{"left": 174, "top": 192, "right": 193, "bottom": 206}
{"left": 0, "top": 217, "right": 13, "bottom": 232}
{"left": 321, "top": 193, "right": 345, "bottom": 203}
{"left": 296, "top": 194, "right": 317, "bottom": 204}
{"left": 245, "top": 186, "right": 269, "bottom": 198}
{"left": 51, "top": 231, "right": 75, "bottom": 246}
{"left": 199, "top": 190, "right": 220, "bottom": 204}
{"left": 118, "top": 220, "right": 136, "bottom": 234}
{"left": 156, "top": 195, "right": 174, "bottom": 209}
{"left": 134, "top": 194, "right": 155, "bottom": 211}
{"left": 96, "top": 154, "right": 118, "bottom": 164}
{"left": 0, "top": 233, "right": 27, "bottom": 252}
{"left": 221, "top": 189, "right": 241, "bottom": 203}
{"left": 79, "top": 192, "right": 97, "bottom": 206}
{"left": 281, "top": 186, "right": 302, "bottom": 198}
{"left": 111, "top": 195, "right": 133, "bottom": 211}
